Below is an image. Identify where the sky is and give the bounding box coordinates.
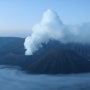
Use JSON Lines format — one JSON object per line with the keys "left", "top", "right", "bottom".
{"left": 0, "top": 0, "right": 90, "bottom": 37}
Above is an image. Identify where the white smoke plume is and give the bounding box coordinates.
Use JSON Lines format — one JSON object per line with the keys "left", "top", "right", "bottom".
{"left": 24, "top": 9, "right": 90, "bottom": 55}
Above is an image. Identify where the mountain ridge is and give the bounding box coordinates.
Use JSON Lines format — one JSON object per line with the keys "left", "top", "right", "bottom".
{"left": 0, "top": 37, "right": 90, "bottom": 74}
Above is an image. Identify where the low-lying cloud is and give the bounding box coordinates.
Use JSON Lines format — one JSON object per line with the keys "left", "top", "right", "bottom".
{"left": 24, "top": 9, "right": 90, "bottom": 55}
{"left": 0, "top": 67, "right": 90, "bottom": 90}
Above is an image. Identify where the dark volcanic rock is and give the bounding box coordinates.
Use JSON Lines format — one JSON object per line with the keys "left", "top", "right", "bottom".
{"left": 28, "top": 50, "right": 90, "bottom": 74}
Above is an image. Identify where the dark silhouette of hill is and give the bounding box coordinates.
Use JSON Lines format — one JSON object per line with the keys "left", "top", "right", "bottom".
{"left": 0, "top": 37, "right": 34, "bottom": 68}
{"left": 0, "top": 37, "right": 90, "bottom": 74}
{"left": 28, "top": 50, "right": 90, "bottom": 74}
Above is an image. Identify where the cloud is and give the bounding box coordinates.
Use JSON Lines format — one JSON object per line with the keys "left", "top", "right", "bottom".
{"left": 24, "top": 9, "right": 90, "bottom": 55}
{"left": 0, "top": 67, "right": 90, "bottom": 90}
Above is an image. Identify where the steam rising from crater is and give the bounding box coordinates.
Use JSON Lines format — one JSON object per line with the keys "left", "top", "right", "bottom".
{"left": 24, "top": 9, "right": 90, "bottom": 55}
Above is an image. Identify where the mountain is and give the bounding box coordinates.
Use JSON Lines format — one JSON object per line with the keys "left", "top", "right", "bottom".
{"left": 28, "top": 49, "right": 90, "bottom": 74}
{"left": 0, "top": 37, "right": 33, "bottom": 68}
{"left": 0, "top": 37, "right": 90, "bottom": 74}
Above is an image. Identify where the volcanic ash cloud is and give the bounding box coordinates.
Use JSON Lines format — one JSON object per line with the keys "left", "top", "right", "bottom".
{"left": 24, "top": 9, "right": 65, "bottom": 55}
{"left": 24, "top": 9, "right": 90, "bottom": 55}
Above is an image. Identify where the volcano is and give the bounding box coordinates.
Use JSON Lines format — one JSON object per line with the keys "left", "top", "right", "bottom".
{"left": 28, "top": 49, "right": 90, "bottom": 74}
{"left": 0, "top": 37, "right": 90, "bottom": 74}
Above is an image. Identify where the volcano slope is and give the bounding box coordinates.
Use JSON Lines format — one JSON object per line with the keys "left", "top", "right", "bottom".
{"left": 28, "top": 49, "right": 90, "bottom": 74}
